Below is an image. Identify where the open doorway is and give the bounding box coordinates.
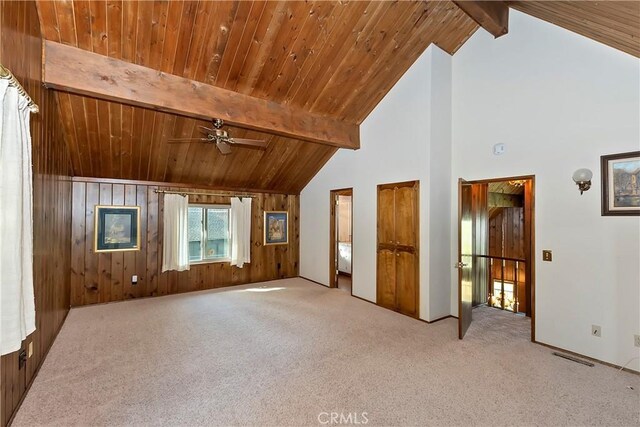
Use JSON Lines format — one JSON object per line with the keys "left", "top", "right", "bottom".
{"left": 329, "top": 188, "right": 353, "bottom": 293}
{"left": 458, "top": 176, "right": 535, "bottom": 341}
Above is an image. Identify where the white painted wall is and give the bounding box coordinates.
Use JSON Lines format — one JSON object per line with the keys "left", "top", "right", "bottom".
{"left": 301, "top": 8, "right": 639, "bottom": 370}
{"left": 450, "top": 10, "right": 640, "bottom": 369}
{"left": 300, "top": 46, "right": 453, "bottom": 321}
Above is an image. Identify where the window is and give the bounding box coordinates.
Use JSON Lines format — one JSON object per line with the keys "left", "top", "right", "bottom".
{"left": 188, "top": 205, "right": 231, "bottom": 263}
{"left": 492, "top": 280, "right": 516, "bottom": 312}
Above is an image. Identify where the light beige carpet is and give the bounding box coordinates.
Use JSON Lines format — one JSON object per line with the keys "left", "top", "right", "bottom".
{"left": 13, "top": 278, "right": 639, "bottom": 426}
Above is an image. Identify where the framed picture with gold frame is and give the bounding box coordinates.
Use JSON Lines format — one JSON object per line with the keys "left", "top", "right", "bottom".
{"left": 94, "top": 205, "right": 141, "bottom": 252}
{"left": 264, "top": 211, "right": 288, "bottom": 245}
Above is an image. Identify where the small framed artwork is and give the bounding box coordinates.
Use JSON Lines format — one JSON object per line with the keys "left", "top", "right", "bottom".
{"left": 264, "top": 211, "right": 288, "bottom": 245}
{"left": 601, "top": 151, "right": 640, "bottom": 216}
{"left": 94, "top": 205, "right": 141, "bottom": 252}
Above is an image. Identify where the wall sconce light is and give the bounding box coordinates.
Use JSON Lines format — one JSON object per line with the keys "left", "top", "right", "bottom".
{"left": 572, "top": 168, "right": 593, "bottom": 195}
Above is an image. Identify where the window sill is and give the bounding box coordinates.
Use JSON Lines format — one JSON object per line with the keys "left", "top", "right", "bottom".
{"left": 189, "top": 258, "right": 231, "bottom": 266}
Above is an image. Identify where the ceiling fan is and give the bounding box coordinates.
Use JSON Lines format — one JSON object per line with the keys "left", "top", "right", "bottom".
{"left": 167, "top": 118, "right": 268, "bottom": 155}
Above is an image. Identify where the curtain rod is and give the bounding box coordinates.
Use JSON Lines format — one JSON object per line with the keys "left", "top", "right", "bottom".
{"left": 154, "top": 189, "right": 256, "bottom": 198}
{"left": 0, "top": 64, "right": 39, "bottom": 113}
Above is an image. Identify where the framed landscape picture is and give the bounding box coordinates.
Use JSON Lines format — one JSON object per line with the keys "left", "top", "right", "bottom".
{"left": 601, "top": 151, "right": 640, "bottom": 216}
{"left": 264, "top": 211, "right": 288, "bottom": 245}
{"left": 95, "top": 206, "right": 141, "bottom": 252}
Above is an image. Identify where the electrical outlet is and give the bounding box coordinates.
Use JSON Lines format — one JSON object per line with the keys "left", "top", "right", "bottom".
{"left": 132, "top": 275, "right": 138, "bottom": 285}
{"left": 592, "top": 325, "right": 602, "bottom": 337}
{"left": 542, "top": 250, "right": 552, "bottom": 262}
{"left": 634, "top": 335, "right": 640, "bottom": 348}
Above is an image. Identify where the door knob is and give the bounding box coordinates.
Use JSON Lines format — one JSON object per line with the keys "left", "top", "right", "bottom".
{"left": 454, "top": 262, "right": 468, "bottom": 269}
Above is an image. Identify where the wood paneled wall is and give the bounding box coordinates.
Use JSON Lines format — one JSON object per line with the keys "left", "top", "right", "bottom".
{"left": 489, "top": 207, "right": 527, "bottom": 313}
{"left": 71, "top": 178, "right": 299, "bottom": 306}
{"left": 0, "top": 1, "right": 73, "bottom": 425}
{"left": 489, "top": 207, "right": 525, "bottom": 260}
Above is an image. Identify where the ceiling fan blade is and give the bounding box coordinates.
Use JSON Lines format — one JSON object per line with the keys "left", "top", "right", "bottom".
{"left": 216, "top": 141, "right": 233, "bottom": 155}
{"left": 167, "top": 137, "right": 210, "bottom": 144}
{"left": 229, "top": 138, "right": 268, "bottom": 150}
{"left": 198, "top": 125, "right": 215, "bottom": 133}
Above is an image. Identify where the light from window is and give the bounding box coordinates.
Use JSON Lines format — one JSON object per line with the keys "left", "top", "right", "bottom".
{"left": 188, "top": 205, "right": 230, "bottom": 263}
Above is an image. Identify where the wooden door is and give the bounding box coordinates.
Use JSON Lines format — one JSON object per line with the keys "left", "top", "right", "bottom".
{"left": 523, "top": 178, "right": 535, "bottom": 341}
{"left": 377, "top": 184, "right": 396, "bottom": 308}
{"left": 396, "top": 249, "right": 417, "bottom": 316}
{"left": 376, "top": 248, "right": 396, "bottom": 309}
{"left": 377, "top": 186, "right": 395, "bottom": 246}
{"left": 458, "top": 179, "right": 474, "bottom": 339}
{"left": 471, "top": 183, "right": 489, "bottom": 306}
{"left": 395, "top": 185, "right": 417, "bottom": 247}
{"left": 376, "top": 181, "right": 419, "bottom": 318}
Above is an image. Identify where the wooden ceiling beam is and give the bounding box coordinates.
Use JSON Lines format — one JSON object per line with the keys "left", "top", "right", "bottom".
{"left": 42, "top": 41, "right": 360, "bottom": 150}
{"left": 453, "top": 1, "right": 509, "bottom": 38}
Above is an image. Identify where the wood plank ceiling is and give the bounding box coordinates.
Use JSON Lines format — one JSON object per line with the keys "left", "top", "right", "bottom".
{"left": 509, "top": 1, "right": 640, "bottom": 58}
{"left": 35, "top": 0, "right": 478, "bottom": 193}
{"left": 35, "top": 1, "right": 639, "bottom": 194}
{"left": 488, "top": 181, "right": 525, "bottom": 196}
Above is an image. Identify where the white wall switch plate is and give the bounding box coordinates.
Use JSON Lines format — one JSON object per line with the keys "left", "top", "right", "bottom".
{"left": 592, "top": 325, "right": 601, "bottom": 337}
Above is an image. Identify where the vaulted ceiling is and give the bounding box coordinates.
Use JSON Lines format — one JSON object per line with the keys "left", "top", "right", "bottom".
{"left": 34, "top": 1, "right": 639, "bottom": 194}
{"left": 35, "top": 0, "right": 478, "bottom": 193}
{"left": 509, "top": 1, "right": 639, "bottom": 58}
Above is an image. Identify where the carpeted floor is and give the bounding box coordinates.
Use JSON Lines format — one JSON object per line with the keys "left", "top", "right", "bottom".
{"left": 13, "top": 278, "right": 639, "bottom": 426}
{"left": 337, "top": 274, "right": 352, "bottom": 294}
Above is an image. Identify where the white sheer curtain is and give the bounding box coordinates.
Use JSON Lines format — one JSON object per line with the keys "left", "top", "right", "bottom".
{"left": 162, "top": 193, "right": 190, "bottom": 272}
{"left": 230, "top": 197, "right": 251, "bottom": 268}
{"left": 0, "top": 80, "right": 36, "bottom": 355}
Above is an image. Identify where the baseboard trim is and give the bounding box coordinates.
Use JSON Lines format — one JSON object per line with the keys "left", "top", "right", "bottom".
{"left": 535, "top": 341, "right": 639, "bottom": 375}
{"left": 298, "top": 276, "right": 329, "bottom": 288}
{"left": 349, "top": 293, "right": 421, "bottom": 322}
{"left": 71, "top": 276, "right": 298, "bottom": 309}
{"left": 7, "top": 309, "right": 70, "bottom": 427}
{"left": 298, "top": 277, "right": 459, "bottom": 325}
{"left": 424, "top": 315, "right": 457, "bottom": 324}
{"left": 349, "top": 293, "right": 377, "bottom": 307}
{"left": 298, "top": 277, "right": 379, "bottom": 310}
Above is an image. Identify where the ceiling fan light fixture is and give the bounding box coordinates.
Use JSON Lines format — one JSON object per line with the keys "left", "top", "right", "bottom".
{"left": 508, "top": 179, "right": 526, "bottom": 187}
{"left": 212, "top": 118, "right": 225, "bottom": 129}
{"left": 167, "top": 117, "right": 267, "bottom": 154}
{"left": 216, "top": 140, "right": 233, "bottom": 155}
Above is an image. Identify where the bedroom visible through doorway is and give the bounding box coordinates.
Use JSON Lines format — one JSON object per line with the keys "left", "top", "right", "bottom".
{"left": 329, "top": 188, "right": 353, "bottom": 293}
